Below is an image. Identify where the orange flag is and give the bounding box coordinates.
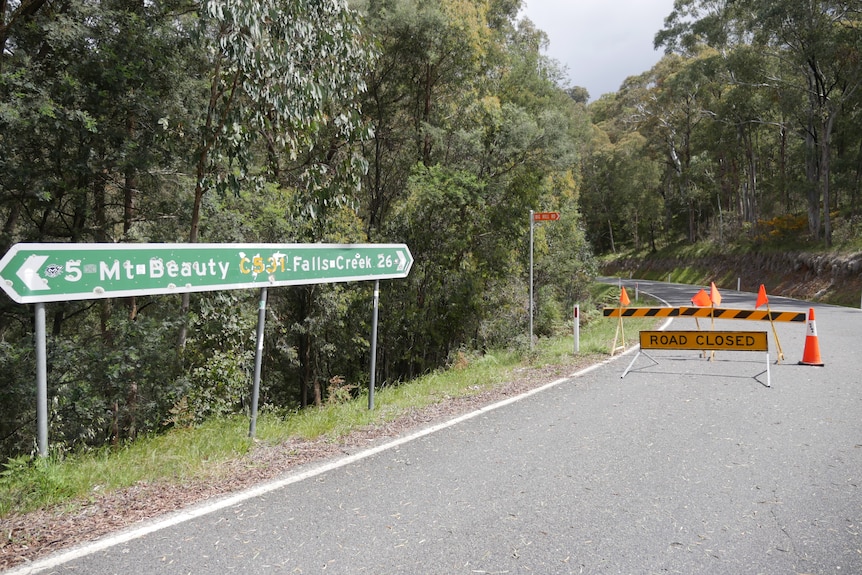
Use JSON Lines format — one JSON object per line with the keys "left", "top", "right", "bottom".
{"left": 756, "top": 284, "right": 769, "bottom": 309}
{"left": 619, "top": 287, "right": 631, "bottom": 306}
{"left": 691, "top": 289, "right": 711, "bottom": 307}
{"left": 709, "top": 282, "right": 722, "bottom": 306}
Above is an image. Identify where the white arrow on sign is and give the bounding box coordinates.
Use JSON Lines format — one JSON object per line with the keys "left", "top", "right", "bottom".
{"left": 16, "top": 255, "right": 50, "bottom": 291}
{"left": 396, "top": 250, "right": 407, "bottom": 271}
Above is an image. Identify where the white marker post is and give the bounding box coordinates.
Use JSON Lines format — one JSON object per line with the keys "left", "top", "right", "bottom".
{"left": 573, "top": 304, "right": 580, "bottom": 354}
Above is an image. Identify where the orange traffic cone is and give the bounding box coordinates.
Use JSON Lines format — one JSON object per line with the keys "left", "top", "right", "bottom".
{"left": 798, "top": 308, "right": 824, "bottom": 366}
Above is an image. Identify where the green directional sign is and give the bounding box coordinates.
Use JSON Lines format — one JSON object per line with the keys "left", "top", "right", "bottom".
{"left": 0, "top": 243, "right": 414, "bottom": 304}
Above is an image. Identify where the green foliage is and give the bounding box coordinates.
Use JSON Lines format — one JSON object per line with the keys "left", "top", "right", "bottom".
{"left": 0, "top": 415, "right": 255, "bottom": 516}
{"left": 0, "top": 455, "right": 76, "bottom": 516}
{"left": 0, "top": 0, "right": 191, "bottom": 247}
{"left": 361, "top": 0, "right": 594, "bottom": 376}
{"left": 643, "top": 0, "right": 862, "bottom": 248}
{"left": 0, "top": 0, "right": 596, "bottom": 461}
{"left": 382, "top": 164, "right": 488, "bottom": 371}
{"left": 47, "top": 313, "right": 184, "bottom": 450}
{"left": 477, "top": 276, "right": 529, "bottom": 350}
{"left": 179, "top": 292, "right": 256, "bottom": 422}
{"left": 534, "top": 285, "right": 563, "bottom": 337}
{"left": 197, "top": 0, "right": 374, "bottom": 162}
{"left": 0, "top": 340, "right": 37, "bottom": 457}
{"left": 183, "top": 349, "right": 252, "bottom": 420}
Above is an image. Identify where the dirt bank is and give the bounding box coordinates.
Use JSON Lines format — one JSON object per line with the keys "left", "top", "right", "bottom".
{"left": 602, "top": 251, "right": 862, "bottom": 307}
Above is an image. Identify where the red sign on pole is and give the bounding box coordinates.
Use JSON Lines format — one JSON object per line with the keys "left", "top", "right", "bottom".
{"left": 533, "top": 211, "right": 560, "bottom": 221}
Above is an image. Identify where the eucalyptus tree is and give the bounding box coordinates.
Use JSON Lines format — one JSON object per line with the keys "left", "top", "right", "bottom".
{"left": 369, "top": 2, "right": 591, "bottom": 372}
{"left": 832, "top": 87, "right": 862, "bottom": 222}
{"left": 0, "top": 0, "right": 376, "bottom": 451}
{"left": 656, "top": 0, "right": 862, "bottom": 245}
{"left": 581, "top": 129, "right": 663, "bottom": 252}
{"left": 185, "top": 0, "right": 373, "bottom": 243}
{"left": 173, "top": 0, "right": 375, "bottom": 347}
{"left": 180, "top": 0, "right": 376, "bottom": 402}
{"left": 0, "top": 0, "right": 197, "bottom": 448}
{"left": 356, "top": 0, "right": 497, "bottom": 233}
{"left": 616, "top": 54, "right": 713, "bottom": 243}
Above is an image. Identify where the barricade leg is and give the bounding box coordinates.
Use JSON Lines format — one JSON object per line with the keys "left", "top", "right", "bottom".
{"left": 621, "top": 351, "right": 658, "bottom": 379}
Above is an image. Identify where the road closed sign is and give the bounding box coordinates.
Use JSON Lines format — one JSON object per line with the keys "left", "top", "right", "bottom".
{"left": 640, "top": 330, "right": 768, "bottom": 352}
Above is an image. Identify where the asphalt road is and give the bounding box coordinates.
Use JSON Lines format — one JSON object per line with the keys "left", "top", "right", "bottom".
{"left": 11, "top": 280, "right": 862, "bottom": 574}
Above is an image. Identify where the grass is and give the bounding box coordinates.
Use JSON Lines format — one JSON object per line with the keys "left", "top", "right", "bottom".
{"left": 0, "top": 417, "right": 257, "bottom": 516}
{"left": 0, "top": 283, "right": 661, "bottom": 519}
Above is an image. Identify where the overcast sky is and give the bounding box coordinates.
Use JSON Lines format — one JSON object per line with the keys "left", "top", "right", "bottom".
{"left": 519, "top": 0, "right": 677, "bottom": 101}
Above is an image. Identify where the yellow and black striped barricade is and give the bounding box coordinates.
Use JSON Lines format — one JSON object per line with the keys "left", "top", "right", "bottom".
{"left": 621, "top": 330, "right": 771, "bottom": 387}
{"left": 603, "top": 306, "right": 805, "bottom": 322}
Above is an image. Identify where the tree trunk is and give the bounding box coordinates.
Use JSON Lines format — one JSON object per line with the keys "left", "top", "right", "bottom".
{"left": 177, "top": 64, "right": 239, "bottom": 350}
{"left": 803, "top": 72, "right": 823, "bottom": 240}
{"left": 821, "top": 113, "right": 835, "bottom": 247}
{"left": 688, "top": 199, "right": 696, "bottom": 244}
{"left": 805, "top": 123, "right": 821, "bottom": 240}
{"left": 607, "top": 218, "right": 615, "bottom": 253}
{"left": 853, "top": 138, "right": 862, "bottom": 218}
{"left": 124, "top": 164, "right": 138, "bottom": 319}
{"left": 421, "top": 63, "right": 434, "bottom": 164}
{"left": 741, "top": 124, "right": 758, "bottom": 224}
{"left": 780, "top": 124, "right": 790, "bottom": 212}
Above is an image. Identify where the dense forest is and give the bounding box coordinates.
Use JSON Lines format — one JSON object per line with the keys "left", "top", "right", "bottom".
{"left": 583, "top": 0, "right": 862, "bottom": 253}
{"left": 1, "top": 0, "right": 861, "bottom": 460}
{"left": 0, "top": 0, "right": 593, "bottom": 458}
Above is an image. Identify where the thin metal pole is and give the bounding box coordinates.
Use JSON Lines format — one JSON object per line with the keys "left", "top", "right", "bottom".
{"left": 248, "top": 287, "right": 267, "bottom": 438}
{"left": 529, "top": 210, "right": 534, "bottom": 351}
{"left": 35, "top": 303, "right": 48, "bottom": 457}
{"left": 369, "top": 280, "right": 380, "bottom": 410}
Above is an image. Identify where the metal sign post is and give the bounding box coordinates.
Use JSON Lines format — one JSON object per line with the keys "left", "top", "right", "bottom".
{"left": 248, "top": 287, "right": 267, "bottom": 438}
{"left": 369, "top": 280, "right": 380, "bottom": 410}
{"left": 529, "top": 211, "right": 534, "bottom": 350}
{"left": 35, "top": 303, "right": 48, "bottom": 457}
{"left": 528, "top": 212, "right": 560, "bottom": 350}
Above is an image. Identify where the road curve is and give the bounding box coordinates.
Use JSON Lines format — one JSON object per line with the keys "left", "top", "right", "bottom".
{"left": 9, "top": 280, "right": 862, "bottom": 574}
